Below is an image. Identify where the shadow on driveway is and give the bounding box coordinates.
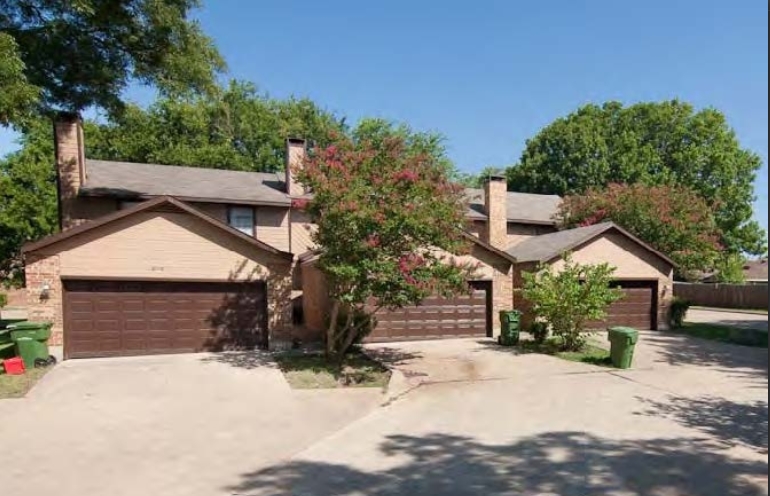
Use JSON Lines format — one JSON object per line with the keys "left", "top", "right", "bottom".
{"left": 636, "top": 395, "right": 769, "bottom": 454}
{"left": 227, "top": 432, "right": 768, "bottom": 496}
{"left": 199, "top": 351, "right": 278, "bottom": 370}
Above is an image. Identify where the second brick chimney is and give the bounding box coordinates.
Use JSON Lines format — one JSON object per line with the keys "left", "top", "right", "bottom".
{"left": 483, "top": 175, "right": 507, "bottom": 249}
{"left": 285, "top": 138, "right": 307, "bottom": 197}
{"left": 54, "top": 112, "right": 86, "bottom": 231}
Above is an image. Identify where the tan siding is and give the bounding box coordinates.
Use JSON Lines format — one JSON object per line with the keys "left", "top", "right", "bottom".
{"left": 194, "top": 202, "right": 228, "bottom": 223}
{"left": 256, "top": 207, "right": 290, "bottom": 253}
{"left": 506, "top": 223, "right": 557, "bottom": 248}
{"left": 301, "top": 262, "right": 329, "bottom": 334}
{"left": 52, "top": 211, "right": 287, "bottom": 281}
{"left": 551, "top": 233, "right": 672, "bottom": 280}
{"left": 290, "top": 210, "right": 317, "bottom": 255}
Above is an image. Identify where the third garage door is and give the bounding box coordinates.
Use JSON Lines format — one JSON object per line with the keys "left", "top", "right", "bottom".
{"left": 589, "top": 280, "right": 657, "bottom": 330}
{"left": 366, "top": 290, "right": 489, "bottom": 342}
{"left": 63, "top": 280, "right": 268, "bottom": 359}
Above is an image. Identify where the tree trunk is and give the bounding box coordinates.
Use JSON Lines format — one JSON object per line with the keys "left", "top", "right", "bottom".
{"left": 326, "top": 300, "right": 341, "bottom": 359}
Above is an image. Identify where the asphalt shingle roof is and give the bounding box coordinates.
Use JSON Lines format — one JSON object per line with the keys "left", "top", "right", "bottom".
{"left": 80, "top": 160, "right": 562, "bottom": 223}
{"left": 464, "top": 188, "right": 562, "bottom": 224}
{"left": 81, "top": 160, "right": 291, "bottom": 206}
{"left": 506, "top": 222, "right": 616, "bottom": 263}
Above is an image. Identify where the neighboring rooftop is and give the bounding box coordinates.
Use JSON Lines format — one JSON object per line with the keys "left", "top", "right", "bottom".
{"left": 80, "top": 160, "right": 291, "bottom": 206}
{"left": 465, "top": 188, "right": 562, "bottom": 225}
{"left": 743, "top": 258, "right": 769, "bottom": 282}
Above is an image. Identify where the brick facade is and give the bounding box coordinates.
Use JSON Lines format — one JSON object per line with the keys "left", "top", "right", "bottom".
{"left": 25, "top": 253, "right": 64, "bottom": 346}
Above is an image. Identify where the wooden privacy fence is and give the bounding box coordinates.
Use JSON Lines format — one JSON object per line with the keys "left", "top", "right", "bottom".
{"left": 674, "top": 283, "right": 769, "bottom": 310}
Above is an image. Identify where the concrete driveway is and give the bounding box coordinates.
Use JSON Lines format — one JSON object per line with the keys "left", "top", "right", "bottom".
{"left": 688, "top": 307, "right": 768, "bottom": 332}
{"left": 0, "top": 352, "right": 382, "bottom": 496}
{"left": 231, "top": 334, "right": 769, "bottom": 496}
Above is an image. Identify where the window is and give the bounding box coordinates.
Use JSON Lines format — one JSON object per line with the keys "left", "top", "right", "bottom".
{"left": 227, "top": 206, "right": 255, "bottom": 236}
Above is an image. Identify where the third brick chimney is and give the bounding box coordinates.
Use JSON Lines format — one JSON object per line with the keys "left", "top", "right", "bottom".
{"left": 483, "top": 175, "right": 507, "bottom": 249}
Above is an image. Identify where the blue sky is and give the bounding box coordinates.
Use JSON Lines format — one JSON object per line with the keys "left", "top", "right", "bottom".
{"left": 2, "top": 1, "right": 767, "bottom": 231}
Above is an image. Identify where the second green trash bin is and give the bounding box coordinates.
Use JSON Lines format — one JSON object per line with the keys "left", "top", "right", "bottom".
{"left": 498, "top": 310, "right": 522, "bottom": 346}
{"left": 8, "top": 321, "right": 55, "bottom": 369}
{"left": 607, "top": 327, "right": 639, "bottom": 369}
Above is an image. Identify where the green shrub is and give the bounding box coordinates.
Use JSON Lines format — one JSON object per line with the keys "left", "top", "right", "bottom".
{"left": 529, "top": 321, "right": 549, "bottom": 344}
{"left": 0, "top": 293, "right": 7, "bottom": 309}
{"left": 669, "top": 298, "right": 691, "bottom": 329}
{"left": 522, "top": 254, "right": 624, "bottom": 351}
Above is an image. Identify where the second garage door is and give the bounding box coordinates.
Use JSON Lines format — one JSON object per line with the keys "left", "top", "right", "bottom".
{"left": 63, "top": 280, "right": 268, "bottom": 359}
{"left": 589, "top": 280, "right": 657, "bottom": 330}
{"left": 366, "top": 290, "right": 489, "bottom": 342}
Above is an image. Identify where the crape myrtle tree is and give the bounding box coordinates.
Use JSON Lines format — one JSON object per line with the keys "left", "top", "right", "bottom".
{"left": 294, "top": 133, "right": 479, "bottom": 360}
{"left": 557, "top": 183, "right": 723, "bottom": 280}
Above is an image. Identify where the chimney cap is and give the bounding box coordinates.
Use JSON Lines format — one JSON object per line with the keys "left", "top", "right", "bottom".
{"left": 54, "top": 111, "right": 82, "bottom": 123}
{"left": 484, "top": 174, "right": 506, "bottom": 183}
{"left": 287, "top": 137, "right": 306, "bottom": 145}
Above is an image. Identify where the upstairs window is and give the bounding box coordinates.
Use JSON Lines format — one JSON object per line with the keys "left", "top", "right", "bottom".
{"left": 228, "top": 206, "right": 255, "bottom": 236}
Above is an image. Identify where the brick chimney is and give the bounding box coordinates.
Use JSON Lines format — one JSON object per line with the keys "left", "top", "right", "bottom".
{"left": 285, "top": 138, "right": 307, "bottom": 197}
{"left": 483, "top": 175, "right": 507, "bottom": 249}
{"left": 53, "top": 112, "right": 86, "bottom": 231}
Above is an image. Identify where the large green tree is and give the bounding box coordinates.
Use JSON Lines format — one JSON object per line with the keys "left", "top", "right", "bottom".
{"left": 507, "top": 100, "right": 766, "bottom": 256}
{"left": 87, "top": 81, "right": 346, "bottom": 172}
{"left": 0, "top": 0, "right": 224, "bottom": 123}
{"left": 0, "top": 119, "right": 57, "bottom": 285}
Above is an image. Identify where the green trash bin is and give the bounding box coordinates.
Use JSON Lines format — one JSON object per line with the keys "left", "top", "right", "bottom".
{"left": 8, "top": 321, "right": 54, "bottom": 369}
{"left": 0, "top": 329, "right": 15, "bottom": 360}
{"left": 498, "top": 310, "right": 522, "bottom": 346}
{"left": 607, "top": 327, "right": 639, "bottom": 369}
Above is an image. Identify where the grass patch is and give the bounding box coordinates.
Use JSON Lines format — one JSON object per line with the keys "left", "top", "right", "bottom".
{"left": 276, "top": 351, "right": 391, "bottom": 389}
{"left": 0, "top": 367, "right": 50, "bottom": 399}
{"left": 517, "top": 337, "right": 613, "bottom": 367}
{"left": 675, "top": 323, "right": 768, "bottom": 348}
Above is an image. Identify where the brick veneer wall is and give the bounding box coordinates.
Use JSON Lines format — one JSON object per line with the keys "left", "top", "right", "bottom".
{"left": 25, "top": 253, "right": 64, "bottom": 346}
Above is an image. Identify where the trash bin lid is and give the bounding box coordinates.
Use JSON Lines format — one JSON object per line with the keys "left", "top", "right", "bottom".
{"left": 7, "top": 321, "right": 50, "bottom": 330}
{"left": 608, "top": 326, "right": 639, "bottom": 344}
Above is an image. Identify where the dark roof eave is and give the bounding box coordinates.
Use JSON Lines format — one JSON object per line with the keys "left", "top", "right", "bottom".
{"left": 78, "top": 189, "right": 292, "bottom": 208}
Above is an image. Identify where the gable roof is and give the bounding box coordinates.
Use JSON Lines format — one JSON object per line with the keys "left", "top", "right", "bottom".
{"left": 506, "top": 222, "right": 676, "bottom": 267}
{"left": 464, "top": 188, "right": 562, "bottom": 225}
{"left": 23, "top": 196, "right": 294, "bottom": 259}
{"left": 80, "top": 160, "right": 292, "bottom": 207}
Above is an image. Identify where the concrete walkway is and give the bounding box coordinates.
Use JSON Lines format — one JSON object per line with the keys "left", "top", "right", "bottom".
{"left": 0, "top": 352, "right": 382, "bottom": 496}
{"left": 231, "top": 334, "right": 768, "bottom": 496}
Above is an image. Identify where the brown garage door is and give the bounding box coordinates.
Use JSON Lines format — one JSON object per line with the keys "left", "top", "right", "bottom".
{"left": 589, "top": 280, "right": 657, "bottom": 330}
{"left": 63, "top": 280, "right": 268, "bottom": 359}
{"left": 366, "top": 290, "right": 489, "bottom": 342}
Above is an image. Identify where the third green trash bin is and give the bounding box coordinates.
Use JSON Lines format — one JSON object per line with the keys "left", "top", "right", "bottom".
{"left": 607, "top": 327, "right": 639, "bottom": 369}
{"left": 9, "top": 321, "right": 54, "bottom": 369}
{"left": 498, "top": 310, "right": 522, "bottom": 346}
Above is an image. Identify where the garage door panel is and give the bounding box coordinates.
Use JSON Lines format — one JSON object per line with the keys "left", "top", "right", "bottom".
{"left": 63, "top": 280, "right": 268, "bottom": 359}
{"left": 587, "top": 281, "right": 657, "bottom": 330}
{"left": 367, "top": 290, "right": 488, "bottom": 342}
